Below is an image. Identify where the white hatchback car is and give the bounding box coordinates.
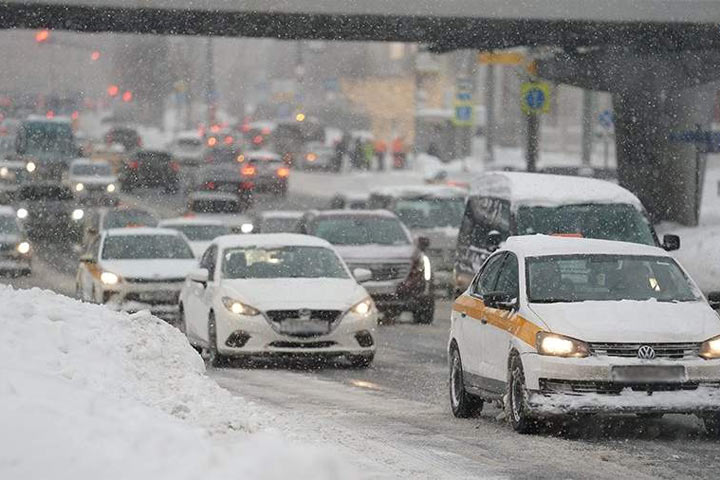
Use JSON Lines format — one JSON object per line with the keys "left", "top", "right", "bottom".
{"left": 76, "top": 228, "right": 198, "bottom": 322}
{"left": 449, "top": 235, "right": 720, "bottom": 434}
{"left": 67, "top": 158, "right": 119, "bottom": 205}
{"left": 180, "top": 234, "right": 377, "bottom": 367}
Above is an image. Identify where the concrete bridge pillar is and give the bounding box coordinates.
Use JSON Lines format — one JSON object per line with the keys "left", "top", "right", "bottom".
{"left": 537, "top": 49, "right": 720, "bottom": 225}
{"left": 613, "top": 84, "right": 715, "bottom": 225}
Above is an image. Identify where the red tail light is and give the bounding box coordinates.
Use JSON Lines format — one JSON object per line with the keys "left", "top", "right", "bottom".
{"left": 277, "top": 167, "right": 290, "bottom": 178}
{"left": 170, "top": 161, "right": 180, "bottom": 172}
{"left": 204, "top": 181, "right": 216, "bottom": 190}
{"left": 241, "top": 165, "right": 256, "bottom": 176}
{"left": 252, "top": 135, "right": 263, "bottom": 145}
{"left": 128, "top": 160, "right": 139, "bottom": 170}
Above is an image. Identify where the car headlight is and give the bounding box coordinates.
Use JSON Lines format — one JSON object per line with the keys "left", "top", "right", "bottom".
{"left": 240, "top": 223, "right": 254, "bottom": 234}
{"left": 422, "top": 254, "right": 432, "bottom": 282}
{"left": 26, "top": 161, "right": 36, "bottom": 173}
{"left": 100, "top": 271, "right": 120, "bottom": 285}
{"left": 348, "top": 297, "right": 375, "bottom": 317}
{"left": 700, "top": 335, "right": 720, "bottom": 359}
{"left": 16, "top": 241, "right": 30, "bottom": 254}
{"left": 0, "top": 167, "right": 8, "bottom": 177}
{"left": 106, "top": 183, "right": 116, "bottom": 193}
{"left": 536, "top": 332, "right": 589, "bottom": 358}
{"left": 222, "top": 296, "right": 260, "bottom": 316}
{"left": 75, "top": 183, "right": 84, "bottom": 192}
{"left": 72, "top": 209, "right": 84, "bottom": 221}
{"left": 16, "top": 208, "right": 28, "bottom": 219}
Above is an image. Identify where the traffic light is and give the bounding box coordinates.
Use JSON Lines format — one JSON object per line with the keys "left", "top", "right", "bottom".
{"left": 90, "top": 51, "right": 101, "bottom": 61}
{"left": 107, "top": 85, "right": 119, "bottom": 97}
{"left": 35, "top": 29, "right": 50, "bottom": 43}
{"left": 122, "top": 91, "right": 133, "bottom": 102}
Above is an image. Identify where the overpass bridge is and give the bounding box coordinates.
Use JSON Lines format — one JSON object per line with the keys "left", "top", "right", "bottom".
{"left": 3, "top": 0, "right": 720, "bottom": 224}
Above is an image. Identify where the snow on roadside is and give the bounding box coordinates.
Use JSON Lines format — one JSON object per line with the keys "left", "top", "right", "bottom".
{"left": 0, "top": 286, "right": 358, "bottom": 480}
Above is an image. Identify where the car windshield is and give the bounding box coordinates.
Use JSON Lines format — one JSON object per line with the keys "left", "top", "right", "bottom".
{"left": 22, "top": 121, "right": 75, "bottom": 155}
{"left": 103, "top": 210, "right": 158, "bottom": 229}
{"left": 102, "top": 234, "right": 194, "bottom": 260}
{"left": 72, "top": 163, "right": 112, "bottom": 176}
{"left": 0, "top": 215, "right": 20, "bottom": 234}
{"left": 311, "top": 216, "right": 410, "bottom": 245}
{"left": 516, "top": 204, "right": 656, "bottom": 246}
{"left": 165, "top": 224, "right": 230, "bottom": 241}
{"left": 394, "top": 197, "right": 465, "bottom": 229}
{"left": 222, "top": 246, "right": 348, "bottom": 279}
{"left": 190, "top": 199, "right": 240, "bottom": 214}
{"left": 260, "top": 217, "right": 300, "bottom": 233}
{"left": 18, "top": 185, "right": 73, "bottom": 201}
{"left": 526, "top": 254, "right": 702, "bottom": 303}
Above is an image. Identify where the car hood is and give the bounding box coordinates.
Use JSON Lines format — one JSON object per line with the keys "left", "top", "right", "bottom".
{"left": 71, "top": 175, "right": 117, "bottom": 185}
{"left": 333, "top": 244, "right": 416, "bottom": 263}
{"left": 221, "top": 278, "right": 367, "bottom": 311}
{"left": 195, "top": 213, "right": 251, "bottom": 227}
{"left": 100, "top": 259, "right": 197, "bottom": 280}
{"left": 529, "top": 300, "right": 720, "bottom": 343}
{"left": 411, "top": 227, "right": 458, "bottom": 250}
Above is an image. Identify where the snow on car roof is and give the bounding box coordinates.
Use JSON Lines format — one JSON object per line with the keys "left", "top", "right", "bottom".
{"left": 503, "top": 235, "right": 668, "bottom": 258}
{"left": 313, "top": 209, "right": 398, "bottom": 219}
{"left": 159, "top": 217, "right": 225, "bottom": 226}
{"left": 246, "top": 150, "right": 281, "bottom": 161}
{"left": 259, "top": 210, "right": 304, "bottom": 219}
{"left": 215, "top": 233, "right": 332, "bottom": 250}
{"left": 469, "top": 171, "right": 642, "bottom": 209}
{"left": 371, "top": 185, "right": 467, "bottom": 198}
{"left": 188, "top": 191, "right": 239, "bottom": 201}
{"left": 104, "top": 227, "right": 182, "bottom": 237}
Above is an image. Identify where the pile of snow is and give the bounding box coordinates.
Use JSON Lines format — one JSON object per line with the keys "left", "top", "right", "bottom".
{"left": 0, "top": 286, "right": 356, "bottom": 480}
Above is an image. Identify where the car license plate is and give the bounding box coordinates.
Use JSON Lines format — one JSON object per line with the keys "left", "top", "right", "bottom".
{"left": 611, "top": 365, "right": 686, "bottom": 383}
{"left": 279, "top": 319, "right": 329, "bottom": 335}
{"left": 138, "top": 291, "right": 175, "bottom": 302}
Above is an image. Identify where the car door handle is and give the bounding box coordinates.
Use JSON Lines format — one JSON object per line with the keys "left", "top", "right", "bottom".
{"left": 480, "top": 317, "right": 488, "bottom": 325}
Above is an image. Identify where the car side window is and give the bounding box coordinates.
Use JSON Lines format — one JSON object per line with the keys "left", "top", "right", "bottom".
{"left": 200, "top": 245, "right": 217, "bottom": 281}
{"left": 471, "top": 253, "right": 505, "bottom": 297}
{"left": 494, "top": 253, "right": 519, "bottom": 299}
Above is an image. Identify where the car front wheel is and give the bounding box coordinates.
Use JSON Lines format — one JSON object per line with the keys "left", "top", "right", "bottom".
{"left": 449, "top": 345, "right": 483, "bottom": 418}
{"left": 507, "top": 354, "right": 538, "bottom": 434}
{"left": 702, "top": 413, "right": 720, "bottom": 437}
{"left": 207, "top": 312, "right": 228, "bottom": 368}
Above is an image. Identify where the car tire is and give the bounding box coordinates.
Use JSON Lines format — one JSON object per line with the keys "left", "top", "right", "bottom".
{"left": 702, "top": 413, "right": 720, "bottom": 437}
{"left": 207, "top": 312, "right": 228, "bottom": 368}
{"left": 178, "top": 303, "right": 187, "bottom": 334}
{"left": 449, "top": 345, "right": 484, "bottom": 418}
{"left": 507, "top": 354, "right": 538, "bottom": 434}
{"left": 413, "top": 298, "right": 435, "bottom": 324}
{"left": 348, "top": 353, "right": 374, "bottom": 369}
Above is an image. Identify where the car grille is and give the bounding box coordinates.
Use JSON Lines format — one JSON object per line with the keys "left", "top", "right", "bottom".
{"left": 540, "top": 379, "right": 720, "bottom": 395}
{"left": 588, "top": 342, "right": 700, "bottom": 360}
{"left": 0, "top": 242, "right": 14, "bottom": 252}
{"left": 265, "top": 310, "right": 342, "bottom": 323}
{"left": 125, "top": 291, "right": 180, "bottom": 305}
{"left": 347, "top": 262, "right": 411, "bottom": 281}
{"left": 124, "top": 277, "right": 186, "bottom": 284}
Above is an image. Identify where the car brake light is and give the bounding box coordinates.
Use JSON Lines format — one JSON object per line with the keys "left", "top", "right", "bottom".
{"left": 277, "top": 167, "right": 290, "bottom": 178}
{"left": 170, "top": 161, "right": 180, "bottom": 172}
{"left": 252, "top": 135, "right": 263, "bottom": 145}
{"left": 128, "top": 160, "right": 139, "bottom": 170}
{"left": 241, "top": 165, "right": 256, "bottom": 176}
{"left": 204, "top": 181, "right": 216, "bottom": 190}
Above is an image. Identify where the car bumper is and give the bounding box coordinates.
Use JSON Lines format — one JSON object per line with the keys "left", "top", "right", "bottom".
{"left": 522, "top": 352, "right": 720, "bottom": 414}
{"left": 215, "top": 308, "right": 377, "bottom": 356}
{"left": 103, "top": 282, "right": 183, "bottom": 322}
{"left": 0, "top": 256, "right": 31, "bottom": 272}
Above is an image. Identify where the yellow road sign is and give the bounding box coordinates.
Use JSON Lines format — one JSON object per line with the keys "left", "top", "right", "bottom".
{"left": 477, "top": 51, "right": 524, "bottom": 65}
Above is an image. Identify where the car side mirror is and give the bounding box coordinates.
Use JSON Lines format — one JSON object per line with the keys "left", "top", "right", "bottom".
{"left": 189, "top": 268, "right": 209, "bottom": 285}
{"left": 80, "top": 254, "right": 95, "bottom": 264}
{"left": 484, "top": 291, "right": 517, "bottom": 311}
{"left": 417, "top": 236, "right": 430, "bottom": 252}
{"left": 487, "top": 230, "right": 502, "bottom": 251}
{"left": 662, "top": 234, "right": 680, "bottom": 251}
{"left": 353, "top": 268, "right": 372, "bottom": 283}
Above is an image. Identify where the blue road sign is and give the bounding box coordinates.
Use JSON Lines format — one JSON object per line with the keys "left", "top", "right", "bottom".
{"left": 599, "top": 110, "right": 614, "bottom": 129}
{"left": 669, "top": 129, "right": 720, "bottom": 153}
{"left": 520, "top": 82, "right": 550, "bottom": 114}
{"left": 525, "top": 89, "right": 545, "bottom": 109}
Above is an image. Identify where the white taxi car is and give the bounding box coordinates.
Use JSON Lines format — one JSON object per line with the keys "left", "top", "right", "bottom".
{"left": 449, "top": 235, "right": 720, "bottom": 434}
{"left": 76, "top": 228, "right": 197, "bottom": 322}
{"left": 180, "top": 234, "right": 377, "bottom": 367}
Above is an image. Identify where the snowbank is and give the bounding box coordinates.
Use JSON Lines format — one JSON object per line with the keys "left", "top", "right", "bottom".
{"left": 0, "top": 286, "right": 356, "bottom": 480}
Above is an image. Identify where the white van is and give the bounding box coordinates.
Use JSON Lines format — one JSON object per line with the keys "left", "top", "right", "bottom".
{"left": 453, "top": 172, "right": 679, "bottom": 292}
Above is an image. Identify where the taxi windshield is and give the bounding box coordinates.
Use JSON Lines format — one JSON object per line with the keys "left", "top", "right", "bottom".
{"left": 222, "top": 246, "right": 348, "bottom": 279}
{"left": 526, "top": 254, "right": 702, "bottom": 303}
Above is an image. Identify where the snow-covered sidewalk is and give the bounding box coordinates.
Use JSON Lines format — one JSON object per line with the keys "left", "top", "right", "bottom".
{"left": 0, "top": 286, "right": 358, "bottom": 480}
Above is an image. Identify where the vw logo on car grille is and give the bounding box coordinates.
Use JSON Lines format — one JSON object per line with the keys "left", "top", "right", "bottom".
{"left": 637, "top": 345, "right": 656, "bottom": 360}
